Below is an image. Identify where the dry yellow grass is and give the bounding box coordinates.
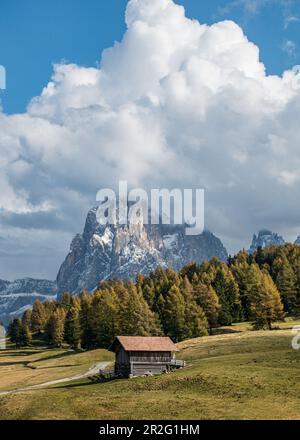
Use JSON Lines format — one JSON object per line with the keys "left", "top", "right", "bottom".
{"left": 0, "top": 318, "right": 300, "bottom": 419}
{"left": 0, "top": 346, "right": 113, "bottom": 392}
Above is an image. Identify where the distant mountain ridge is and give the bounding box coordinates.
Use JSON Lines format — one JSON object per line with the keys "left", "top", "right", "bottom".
{"left": 249, "top": 230, "right": 285, "bottom": 253}
{"left": 0, "top": 278, "right": 57, "bottom": 326}
{"left": 249, "top": 229, "right": 300, "bottom": 253}
{"left": 294, "top": 236, "right": 300, "bottom": 246}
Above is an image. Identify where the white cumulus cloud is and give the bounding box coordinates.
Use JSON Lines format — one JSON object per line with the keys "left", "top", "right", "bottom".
{"left": 1, "top": 0, "right": 300, "bottom": 279}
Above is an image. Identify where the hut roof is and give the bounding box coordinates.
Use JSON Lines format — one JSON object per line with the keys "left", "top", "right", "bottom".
{"left": 110, "top": 336, "right": 178, "bottom": 352}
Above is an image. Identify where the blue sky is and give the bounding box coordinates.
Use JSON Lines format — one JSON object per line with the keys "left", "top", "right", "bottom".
{"left": 0, "top": 0, "right": 299, "bottom": 114}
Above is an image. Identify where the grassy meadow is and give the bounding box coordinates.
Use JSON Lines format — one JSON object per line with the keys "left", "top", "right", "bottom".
{"left": 0, "top": 319, "right": 300, "bottom": 420}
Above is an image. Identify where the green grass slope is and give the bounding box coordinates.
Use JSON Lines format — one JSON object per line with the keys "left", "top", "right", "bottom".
{"left": 0, "top": 345, "right": 113, "bottom": 392}
{"left": 0, "top": 320, "right": 300, "bottom": 420}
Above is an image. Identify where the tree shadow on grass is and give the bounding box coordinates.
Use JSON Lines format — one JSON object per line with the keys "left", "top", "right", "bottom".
{"left": 0, "top": 350, "right": 77, "bottom": 368}
{"left": 32, "top": 364, "right": 77, "bottom": 370}
{"left": 45, "top": 375, "right": 120, "bottom": 392}
{"left": 0, "top": 360, "right": 30, "bottom": 366}
{"left": 0, "top": 350, "right": 41, "bottom": 357}
{"left": 43, "top": 381, "right": 96, "bottom": 391}
{"left": 30, "top": 350, "right": 76, "bottom": 364}
{"left": 211, "top": 328, "right": 243, "bottom": 335}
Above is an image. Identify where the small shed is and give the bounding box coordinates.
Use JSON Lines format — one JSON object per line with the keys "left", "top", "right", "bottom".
{"left": 109, "top": 336, "right": 183, "bottom": 378}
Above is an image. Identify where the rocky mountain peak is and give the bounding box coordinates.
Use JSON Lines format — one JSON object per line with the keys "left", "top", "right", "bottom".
{"left": 294, "top": 236, "right": 300, "bottom": 246}
{"left": 56, "top": 207, "right": 228, "bottom": 294}
{"left": 249, "top": 229, "right": 285, "bottom": 253}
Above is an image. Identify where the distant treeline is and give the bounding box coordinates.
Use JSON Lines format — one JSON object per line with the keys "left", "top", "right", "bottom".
{"left": 8, "top": 244, "right": 300, "bottom": 349}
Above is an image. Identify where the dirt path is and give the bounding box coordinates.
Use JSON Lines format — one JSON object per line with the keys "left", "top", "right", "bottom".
{"left": 0, "top": 361, "right": 111, "bottom": 397}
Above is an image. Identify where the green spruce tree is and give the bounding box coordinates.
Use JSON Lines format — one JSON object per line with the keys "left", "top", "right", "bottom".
{"left": 213, "top": 264, "right": 241, "bottom": 325}
{"left": 274, "top": 256, "right": 298, "bottom": 314}
{"left": 64, "top": 300, "right": 81, "bottom": 349}
{"left": 162, "top": 285, "right": 186, "bottom": 342}
{"left": 193, "top": 283, "right": 220, "bottom": 334}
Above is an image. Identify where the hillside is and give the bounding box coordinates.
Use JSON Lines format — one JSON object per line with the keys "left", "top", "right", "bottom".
{"left": 0, "top": 345, "right": 113, "bottom": 394}
{"left": 0, "top": 319, "right": 300, "bottom": 420}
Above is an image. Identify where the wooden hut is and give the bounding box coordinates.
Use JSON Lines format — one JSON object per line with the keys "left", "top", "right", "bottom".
{"left": 109, "top": 336, "right": 184, "bottom": 378}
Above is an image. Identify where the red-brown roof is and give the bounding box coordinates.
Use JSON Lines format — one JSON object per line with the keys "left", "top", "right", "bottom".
{"left": 110, "top": 336, "right": 178, "bottom": 352}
